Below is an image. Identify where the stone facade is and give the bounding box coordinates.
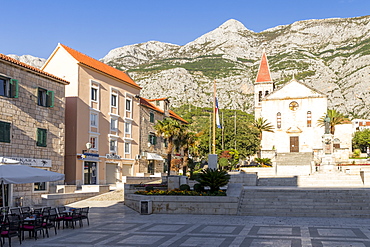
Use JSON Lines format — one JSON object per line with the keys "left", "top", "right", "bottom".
{"left": 0, "top": 54, "right": 67, "bottom": 206}
{"left": 137, "top": 97, "right": 187, "bottom": 177}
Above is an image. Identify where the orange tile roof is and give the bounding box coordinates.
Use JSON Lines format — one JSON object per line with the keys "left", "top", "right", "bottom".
{"left": 255, "top": 51, "right": 272, "bottom": 83}
{"left": 140, "top": 97, "right": 188, "bottom": 124}
{"left": 148, "top": 97, "right": 168, "bottom": 102}
{"left": 59, "top": 44, "right": 141, "bottom": 89}
{"left": 0, "top": 53, "right": 69, "bottom": 85}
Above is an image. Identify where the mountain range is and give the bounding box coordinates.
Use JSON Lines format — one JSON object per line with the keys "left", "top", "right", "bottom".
{"left": 10, "top": 15, "right": 370, "bottom": 118}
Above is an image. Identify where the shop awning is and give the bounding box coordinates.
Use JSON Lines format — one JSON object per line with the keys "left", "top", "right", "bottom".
{"left": 146, "top": 153, "right": 164, "bottom": 161}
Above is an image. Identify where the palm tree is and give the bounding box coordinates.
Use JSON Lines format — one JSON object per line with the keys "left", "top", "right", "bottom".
{"left": 174, "top": 129, "right": 200, "bottom": 176}
{"left": 154, "top": 118, "right": 181, "bottom": 177}
{"left": 252, "top": 117, "right": 274, "bottom": 157}
{"left": 252, "top": 117, "right": 274, "bottom": 140}
{"left": 317, "top": 109, "right": 349, "bottom": 135}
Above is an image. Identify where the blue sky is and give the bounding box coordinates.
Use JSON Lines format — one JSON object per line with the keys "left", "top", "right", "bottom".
{"left": 1, "top": 0, "right": 369, "bottom": 60}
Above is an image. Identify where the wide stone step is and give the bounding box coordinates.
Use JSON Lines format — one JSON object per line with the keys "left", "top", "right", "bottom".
{"left": 238, "top": 187, "right": 370, "bottom": 217}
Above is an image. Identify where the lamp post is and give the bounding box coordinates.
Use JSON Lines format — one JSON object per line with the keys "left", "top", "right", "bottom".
{"left": 82, "top": 142, "right": 92, "bottom": 154}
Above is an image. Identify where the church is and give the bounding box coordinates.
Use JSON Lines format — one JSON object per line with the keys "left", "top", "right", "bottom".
{"left": 254, "top": 51, "right": 352, "bottom": 174}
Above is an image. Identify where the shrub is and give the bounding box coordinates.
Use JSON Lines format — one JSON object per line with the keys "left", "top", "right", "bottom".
{"left": 352, "top": 149, "right": 361, "bottom": 158}
{"left": 179, "top": 184, "right": 190, "bottom": 191}
{"left": 193, "top": 183, "right": 204, "bottom": 192}
{"left": 196, "top": 168, "right": 230, "bottom": 192}
{"left": 145, "top": 186, "right": 154, "bottom": 192}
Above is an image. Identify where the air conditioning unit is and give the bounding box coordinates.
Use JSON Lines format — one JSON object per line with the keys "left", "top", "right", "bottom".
{"left": 141, "top": 152, "right": 147, "bottom": 157}
{"left": 135, "top": 154, "right": 141, "bottom": 160}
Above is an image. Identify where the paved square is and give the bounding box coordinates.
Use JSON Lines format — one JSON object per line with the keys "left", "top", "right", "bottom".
{"left": 139, "top": 223, "right": 191, "bottom": 233}
{"left": 191, "top": 224, "right": 244, "bottom": 235}
{"left": 248, "top": 226, "right": 301, "bottom": 236}
{"left": 170, "top": 235, "right": 235, "bottom": 247}
{"left": 10, "top": 200, "right": 370, "bottom": 247}
{"left": 309, "top": 227, "right": 368, "bottom": 239}
{"left": 241, "top": 237, "right": 302, "bottom": 247}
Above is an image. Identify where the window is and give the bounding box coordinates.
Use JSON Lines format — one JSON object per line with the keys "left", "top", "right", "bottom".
{"left": 34, "top": 180, "right": 47, "bottom": 191}
{"left": 90, "top": 136, "right": 98, "bottom": 149}
{"left": 110, "top": 139, "right": 117, "bottom": 153}
{"left": 36, "top": 128, "right": 47, "bottom": 147}
{"left": 149, "top": 112, "right": 154, "bottom": 123}
{"left": 111, "top": 94, "right": 117, "bottom": 107}
{"left": 125, "top": 122, "right": 131, "bottom": 134}
{"left": 124, "top": 142, "right": 130, "bottom": 154}
{"left": 126, "top": 99, "right": 131, "bottom": 111}
{"left": 149, "top": 133, "right": 157, "bottom": 145}
{"left": 156, "top": 101, "right": 160, "bottom": 106}
{"left": 37, "top": 88, "right": 54, "bottom": 107}
{"left": 277, "top": 112, "right": 281, "bottom": 129}
{"left": 307, "top": 111, "right": 312, "bottom": 127}
{"left": 110, "top": 118, "right": 118, "bottom": 131}
{"left": 90, "top": 112, "right": 98, "bottom": 127}
{"left": 91, "top": 87, "right": 98, "bottom": 101}
{"left": 0, "top": 121, "right": 11, "bottom": 143}
{"left": 265, "top": 90, "right": 269, "bottom": 96}
{"left": 0, "top": 77, "right": 18, "bottom": 98}
{"left": 258, "top": 91, "right": 262, "bottom": 102}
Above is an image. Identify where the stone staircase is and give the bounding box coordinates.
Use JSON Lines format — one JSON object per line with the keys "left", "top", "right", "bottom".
{"left": 298, "top": 172, "right": 364, "bottom": 187}
{"left": 276, "top": 152, "right": 313, "bottom": 166}
{"left": 237, "top": 187, "right": 370, "bottom": 217}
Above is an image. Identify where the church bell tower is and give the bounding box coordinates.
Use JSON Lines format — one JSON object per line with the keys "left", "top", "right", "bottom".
{"left": 254, "top": 50, "right": 274, "bottom": 118}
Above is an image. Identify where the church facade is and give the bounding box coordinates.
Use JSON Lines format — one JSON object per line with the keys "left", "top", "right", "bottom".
{"left": 254, "top": 51, "right": 351, "bottom": 163}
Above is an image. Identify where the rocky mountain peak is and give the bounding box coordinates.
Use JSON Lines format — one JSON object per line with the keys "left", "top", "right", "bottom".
{"left": 218, "top": 19, "right": 249, "bottom": 32}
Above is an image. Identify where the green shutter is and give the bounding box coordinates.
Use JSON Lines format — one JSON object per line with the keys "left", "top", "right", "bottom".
{"left": 37, "top": 128, "right": 47, "bottom": 147}
{"left": 47, "top": 90, "right": 54, "bottom": 107}
{"left": 0, "top": 121, "right": 11, "bottom": 143}
{"left": 154, "top": 136, "right": 157, "bottom": 145}
{"left": 10, "top": 79, "right": 19, "bottom": 98}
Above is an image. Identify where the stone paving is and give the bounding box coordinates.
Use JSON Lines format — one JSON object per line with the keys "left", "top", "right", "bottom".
{"left": 6, "top": 197, "right": 370, "bottom": 247}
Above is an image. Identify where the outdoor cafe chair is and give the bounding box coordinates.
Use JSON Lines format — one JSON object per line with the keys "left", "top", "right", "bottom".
{"left": 9, "top": 208, "right": 21, "bottom": 217}
{"left": 48, "top": 208, "right": 63, "bottom": 229}
{"left": 42, "top": 207, "right": 51, "bottom": 215}
{"left": 1, "top": 214, "right": 22, "bottom": 247}
{"left": 62, "top": 208, "right": 81, "bottom": 229}
{"left": 32, "top": 208, "right": 43, "bottom": 217}
{"left": 20, "top": 206, "right": 32, "bottom": 218}
{"left": 42, "top": 214, "right": 57, "bottom": 237}
{"left": 21, "top": 215, "right": 45, "bottom": 240}
{"left": 79, "top": 207, "right": 90, "bottom": 226}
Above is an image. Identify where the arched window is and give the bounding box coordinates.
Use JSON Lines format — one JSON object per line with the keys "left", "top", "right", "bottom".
{"left": 307, "top": 111, "right": 312, "bottom": 127}
{"left": 265, "top": 90, "right": 269, "bottom": 96}
{"left": 277, "top": 112, "right": 281, "bottom": 129}
{"left": 258, "top": 91, "right": 263, "bottom": 102}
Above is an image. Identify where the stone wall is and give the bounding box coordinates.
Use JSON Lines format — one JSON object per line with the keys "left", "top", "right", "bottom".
{"left": 0, "top": 56, "right": 66, "bottom": 207}
{"left": 124, "top": 183, "right": 242, "bottom": 215}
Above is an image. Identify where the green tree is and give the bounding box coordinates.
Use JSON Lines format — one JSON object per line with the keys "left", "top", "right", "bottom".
{"left": 154, "top": 118, "right": 182, "bottom": 176}
{"left": 174, "top": 128, "right": 200, "bottom": 175}
{"left": 252, "top": 117, "right": 274, "bottom": 157}
{"left": 352, "top": 129, "right": 370, "bottom": 152}
{"left": 317, "top": 109, "right": 349, "bottom": 135}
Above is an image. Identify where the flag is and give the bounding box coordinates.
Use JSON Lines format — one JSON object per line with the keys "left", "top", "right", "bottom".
{"left": 215, "top": 97, "right": 221, "bottom": 129}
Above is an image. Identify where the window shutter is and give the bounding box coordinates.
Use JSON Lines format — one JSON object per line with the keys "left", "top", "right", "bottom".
{"left": 36, "top": 128, "right": 42, "bottom": 146}
{"left": 47, "top": 90, "right": 54, "bottom": 107}
{"left": 10, "top": 79, "right": 19, "bottom": 98}
{"left": 0, "top": 122, "right": 10, "bottom": 143}
{"left": 154, "top": 136, "right": 157, "bottom": 145}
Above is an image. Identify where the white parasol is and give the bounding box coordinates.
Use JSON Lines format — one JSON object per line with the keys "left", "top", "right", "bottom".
{"left": 0, "top": 157, "right": 64, "bottom": 206}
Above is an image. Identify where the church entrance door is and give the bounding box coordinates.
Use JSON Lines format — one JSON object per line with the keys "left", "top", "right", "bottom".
{"left": 290, "top": 136, "right": 299, "bottom": 152}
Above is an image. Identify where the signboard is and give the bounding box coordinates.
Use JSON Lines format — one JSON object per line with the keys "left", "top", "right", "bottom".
{"left": 7, "top": 157, "right": 52, "bottom": 167}
{"left": 79, "top": 153, "right": 100, "bottom": 161}
{"left": 106, "top": 153, "right": 121, "bottom": 160}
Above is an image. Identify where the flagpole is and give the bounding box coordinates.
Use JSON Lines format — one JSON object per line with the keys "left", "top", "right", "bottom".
{"left": 213, "top": 80, "right": 216, "bottom": 154}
